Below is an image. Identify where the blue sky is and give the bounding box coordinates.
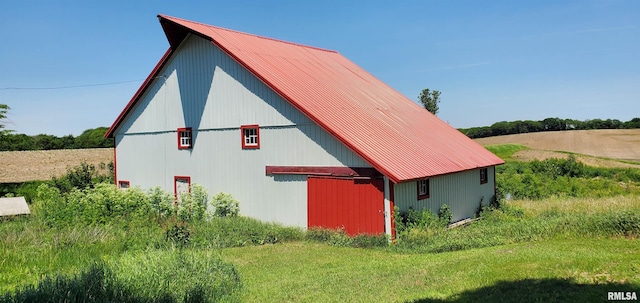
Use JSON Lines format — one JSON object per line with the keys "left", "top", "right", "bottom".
{"left": 1, "top": 0, "right": 638, "bottom": 136}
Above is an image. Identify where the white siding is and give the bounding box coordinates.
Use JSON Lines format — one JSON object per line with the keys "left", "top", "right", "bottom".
{"left": 393, "top": 167, "right": 496, "bottom": 222}
{"left": 114, "top": 34, "right": 370, "bottom": 228}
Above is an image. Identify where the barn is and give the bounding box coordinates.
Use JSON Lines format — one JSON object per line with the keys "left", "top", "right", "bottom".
{"left": 105, "top": 15, "right": 504, "bottom": 236}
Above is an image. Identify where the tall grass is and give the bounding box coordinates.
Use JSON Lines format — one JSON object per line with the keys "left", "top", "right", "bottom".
{"left": 1, "top": 250, "right": 242, "bottom": 303}
{"left": 393, "top": 199, "right": 640, "bottom": 253}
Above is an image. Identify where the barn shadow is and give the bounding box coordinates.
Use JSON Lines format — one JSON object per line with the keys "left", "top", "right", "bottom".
{"left": 407, "top": 278, "right": 639, "bottom": 303}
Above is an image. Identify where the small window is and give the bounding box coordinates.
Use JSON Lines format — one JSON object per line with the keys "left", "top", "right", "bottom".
{"left": 177, "top": 127, "right": 192, "bottom": 149}
{"left": 241, "top": 125, "right": 260, "bottom": 149}
{"left": 480, "top": 168, "right": 488, "bottom": 184}
{"left": 417, "top": 179, "right": 430, "bottom": 200}
{"left": 118, "top": 180, "right": 130, "bottom": 189}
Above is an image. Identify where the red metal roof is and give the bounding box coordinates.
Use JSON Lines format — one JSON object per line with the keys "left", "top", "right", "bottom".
{"left": 106, "top": 15, "right": 504, "bottom": 183}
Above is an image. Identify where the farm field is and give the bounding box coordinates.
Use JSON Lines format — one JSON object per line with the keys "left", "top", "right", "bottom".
{"left": 0, "top": 148, "right": 112, "bottom": 183}
{"left": 475, "top": 129, "right": 640, "bottom": 164}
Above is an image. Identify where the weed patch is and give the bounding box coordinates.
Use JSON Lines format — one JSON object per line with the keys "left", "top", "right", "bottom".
{"left": 0, "top": 250, "right": 242, "bottom": 303}
{"left": 305, "top": 228, "right": 388, "bottom": 248}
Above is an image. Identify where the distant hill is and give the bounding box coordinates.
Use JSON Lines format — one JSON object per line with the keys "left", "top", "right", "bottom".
{"left": 475, "top": 129, "right": 640, "bottom": 166}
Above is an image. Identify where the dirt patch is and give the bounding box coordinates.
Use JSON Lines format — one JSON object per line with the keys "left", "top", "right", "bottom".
{"left": 512, "top": 150, "right": 640, "bottom": 169}
{"left": 0, "top": 148, "right": 113, "bottom": 183}
{"left": 475, "top": 129, "right": 640, "bottom": 163}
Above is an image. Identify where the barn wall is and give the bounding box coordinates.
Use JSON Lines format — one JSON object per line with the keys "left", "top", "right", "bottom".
{"left": 393, "top": 167, "right": 496, "bottom": 222}
{"left": 114, "top": 34, "right": 371, "bottom": 228}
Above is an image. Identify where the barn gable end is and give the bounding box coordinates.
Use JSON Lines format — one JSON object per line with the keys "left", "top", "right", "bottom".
{"left": 113, "top": 34, "right": 372, "bottom": 227}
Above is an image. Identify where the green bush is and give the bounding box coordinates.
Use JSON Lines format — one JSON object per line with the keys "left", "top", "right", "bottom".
{"left": 35, "top": 183, "right": 154, "bottom": 227}
{"left": 496, "top": 158, "right": 640, "bottom": 200}
{"left": 0, "top": 181, "right": 48, "bottom": 203}
{"left": 211, "top": 192, "right": 239, "bottom": 217}
{"left": 438, "top": 204, "right": 452, "bottom": 225}
{"left": 176, "top": 185, "right": 209, "bottom": 222}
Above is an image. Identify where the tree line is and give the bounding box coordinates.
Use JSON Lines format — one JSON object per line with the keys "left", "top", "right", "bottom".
{"left": 0, "top": 127, "right": 114, "bottom": 151}
{"left": 459, "top": 117, "right": 640, "bottom": 139}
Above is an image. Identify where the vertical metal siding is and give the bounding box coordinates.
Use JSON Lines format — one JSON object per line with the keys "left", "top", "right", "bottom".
{"left": 393, "top": 167, "right": 496, "bottom": 222}
{"left": 115, "top": 34, "right": 372, "bottom": 228}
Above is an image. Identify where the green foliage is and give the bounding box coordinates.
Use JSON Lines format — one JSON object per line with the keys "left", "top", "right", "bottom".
{"left": 496, "top": 156, "right": 640, "bottom": 200}
{"left": 475, "top": 197, "right": 485, "bottom": 218}
{"left": 393, "top": 207, "right": 451, "bottom": 247}
{"left": 147, "top": 186, "right": 174, "bottom": 220}
{"left": 305, "top": 228, "right": 388, "bottom": 248}
{"left": 176, "top": 184, "right": 209, "bottom": 222}
{"left": 418, "top": 88, "right": 441, "bottom": 115}
{"left": 211, "top": 192, "right": 239, "bottom": 217}
{"left": 393, "top": 200, "right": 640, "bottom": 253}
{"left": 35, "top": 183, "right": 153, "bottom": 227}
{"left": 0, "top": 127, "right": 114, "bottom": 151}
{"left": 75, "top": 127, "right": 113, "bottom": 148}
{"left": 110, "top": 250, "right": 241, "bottom": 302}
{"left": 51, "top": 161, "right": 114, "bottom": 194}
{"left": 191, "top": 217, "right": 304, "bottom": 248}
{"left": 0, "top": 181, "right": 47, "bottom": 202}
{"left": 484, "top": 144, "right": 528, "bottom": 160}
{"left": 437, "top": 204, "right": 452, "bottom": 225}
{"left": 400, "top": 207, "right": 449, "bottom": 231}
{"left": 459, "top": 117, "right": 640, "bottom": 139}
{"left": 0, "top": 104, "right": 9, "bottom": 135}
{"left": 0, "top": 251, "right": 242, "bottom": 303}
{"left": 165, "top": 223, "right": 192, "bottom": 247}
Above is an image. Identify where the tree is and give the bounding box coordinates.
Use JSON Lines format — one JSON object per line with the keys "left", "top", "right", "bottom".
{"left": 418, "top": 89, "right": 441, "bottom": 115}
{"left": 0, "top": 104, "right": 11, "bottom": 135}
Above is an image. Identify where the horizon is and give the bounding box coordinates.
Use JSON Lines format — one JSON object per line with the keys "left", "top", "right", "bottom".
{"left": 1, "top": 1, "right": 638, "bottom": 136}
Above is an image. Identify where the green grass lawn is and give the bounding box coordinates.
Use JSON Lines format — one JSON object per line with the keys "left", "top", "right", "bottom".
{"left": 223, "top": 238, "right": 639, "bottom": 302}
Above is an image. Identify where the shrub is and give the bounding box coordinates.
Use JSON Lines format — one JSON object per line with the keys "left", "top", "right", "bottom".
{"left": 475, "top": 197, "right": 486, "bottom": 218}
{"left": 165, "top": 223, "right": 191, "bottom": 247}
{"left": 496, "top": 158, "right": 640, "bottom": 200}
{"left": 51, "top": 162, "right": 97, "bottom": 193}
{"left": 438, "top": 204, "right": 452, "bottom": 225}
{"left": 35, "top": 183, "right": 153, "bottom": 227}
{"left": 176, "top": 184, "right": 209, "bottom": 222}
{"left": 211, "top": 192, "right": 239, "bottom": 217}
{"left": 147, "top": 186, "right": 174, "bottom": 220}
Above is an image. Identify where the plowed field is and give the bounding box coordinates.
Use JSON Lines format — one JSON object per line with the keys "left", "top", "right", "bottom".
{"left": 0, "top": 148, "right": 113, "bottom": 183}
{"left": 475, "top": 129, "right": 640, "bottom": 164}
